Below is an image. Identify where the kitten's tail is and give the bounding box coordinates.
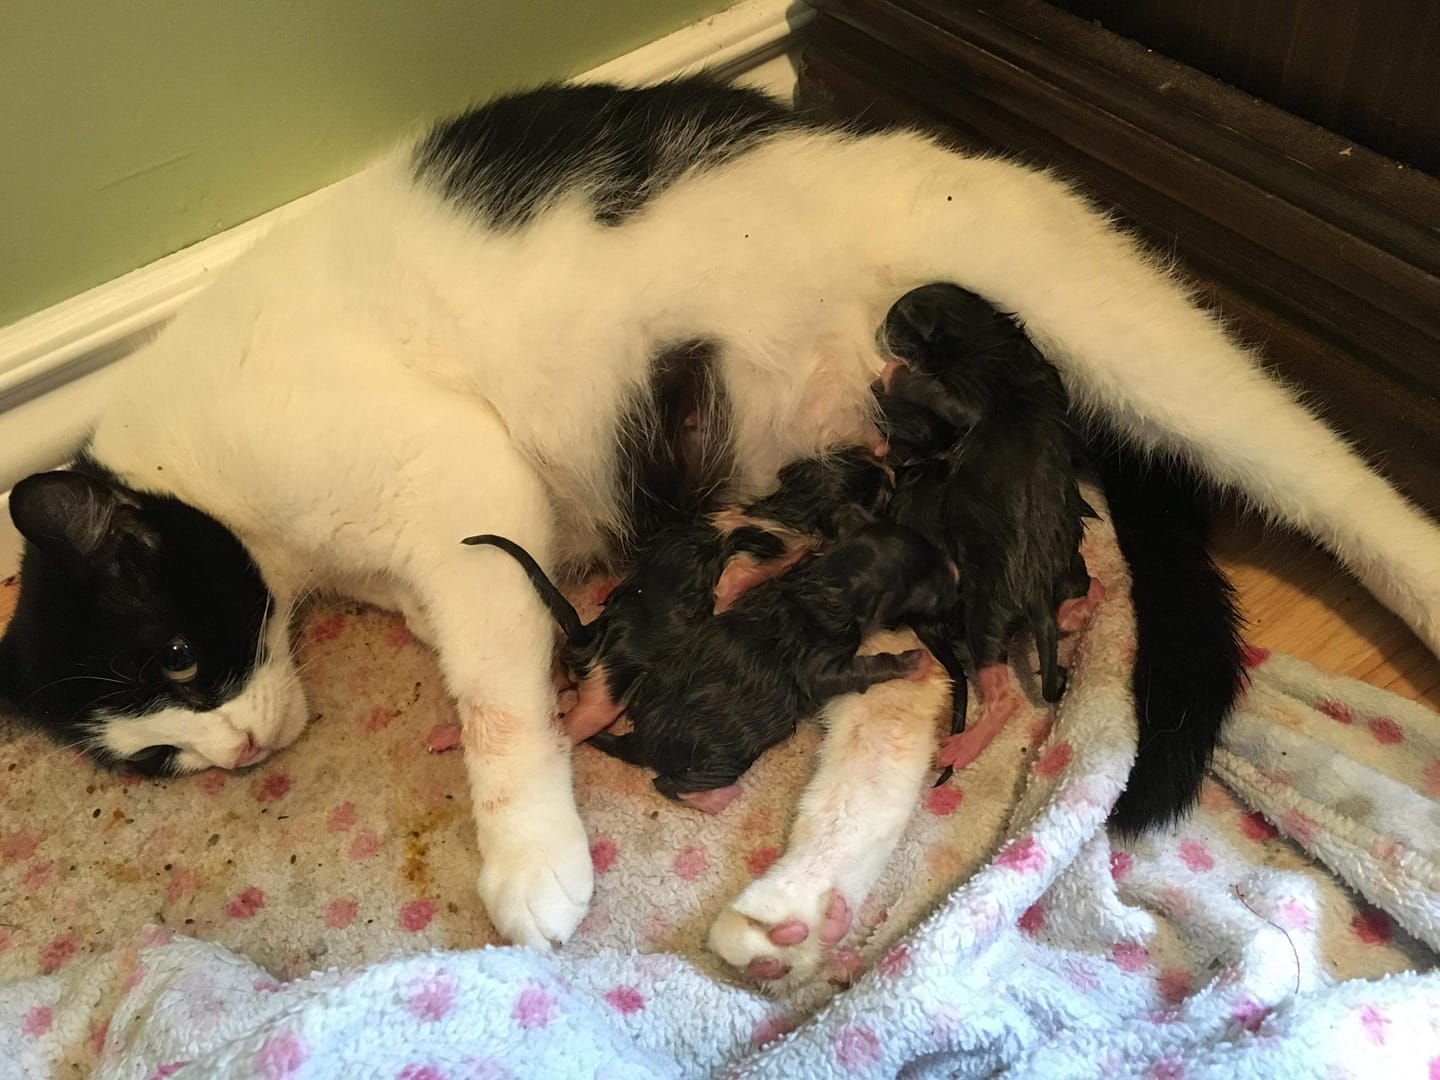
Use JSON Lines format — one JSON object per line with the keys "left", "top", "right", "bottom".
{"left": 461, "top": 534, "right": 587, "bottom": 645}
{"left": 1091, "top": 436, "right": 1246, "bottom": 836}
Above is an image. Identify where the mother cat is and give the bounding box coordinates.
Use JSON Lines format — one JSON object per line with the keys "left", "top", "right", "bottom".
{"left": 2, "top": 78, "right": 1438, "bottom": 951}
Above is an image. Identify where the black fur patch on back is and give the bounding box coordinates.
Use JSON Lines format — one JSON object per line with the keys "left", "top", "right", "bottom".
{"left": 0, "top": 453, "right": 273, "bottom": 776}
{"left": 412, "top": 77, "right": 806, "bottom": 228}
{"left": 610, "top": 339, "right": 734, "bottom": 555}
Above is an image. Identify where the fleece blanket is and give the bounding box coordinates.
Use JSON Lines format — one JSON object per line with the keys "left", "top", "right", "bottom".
{"left": 1, "top": 499, "right": 1437, "bottom": 1078}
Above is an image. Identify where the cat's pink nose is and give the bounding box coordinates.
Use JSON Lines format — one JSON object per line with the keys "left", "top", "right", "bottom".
{"left": 233, "top": 735, "right": 264, "bottom": 768}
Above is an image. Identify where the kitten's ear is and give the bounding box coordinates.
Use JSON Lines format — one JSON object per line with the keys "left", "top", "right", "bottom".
{"left": 884, "top": 289, "right": 950, "bottom": 357}
{"left": 9, "top": 471, "right": 134, "bottom": 561}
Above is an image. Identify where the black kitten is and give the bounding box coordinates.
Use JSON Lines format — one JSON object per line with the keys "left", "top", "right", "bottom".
{"left": 468, "top": 520, "right": 956, "bottom": 810}
{"left": 507, "top": 449, "right": 894, "bottom": 743}
{"left": 875, "top": 283, "right": 1097, "bottom": 778}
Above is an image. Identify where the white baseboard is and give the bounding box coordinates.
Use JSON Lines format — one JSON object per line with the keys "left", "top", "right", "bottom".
{"left": 0, "top": 0, "right": 810, "bottom": 578}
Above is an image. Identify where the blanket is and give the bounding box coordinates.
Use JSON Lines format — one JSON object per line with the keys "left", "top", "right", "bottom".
{"left": 1, "top": 500, "right": 1437, "bottom": 1077}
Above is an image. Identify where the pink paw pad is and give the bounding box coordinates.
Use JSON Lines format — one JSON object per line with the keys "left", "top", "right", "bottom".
{"left": 768, "top": 920, "right": 809, "bottom": 946}
{"left": 819, "top": 892, "right": 853, "bottom": 946}
{"left": 747, "top": 957, "right": 789, "bottom": 981}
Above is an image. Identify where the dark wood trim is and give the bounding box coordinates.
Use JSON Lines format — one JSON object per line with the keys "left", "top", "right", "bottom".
{"left": 798, "top": 0, "right": 1440, "bottom": 515}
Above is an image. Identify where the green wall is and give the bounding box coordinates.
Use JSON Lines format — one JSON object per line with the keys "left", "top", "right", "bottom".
{"left": 0, "top": 1, "right": 733, "bottom": 326}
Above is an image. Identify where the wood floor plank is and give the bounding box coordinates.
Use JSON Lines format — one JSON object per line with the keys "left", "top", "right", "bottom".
{"left": 1213, "top": 509, "right": 1440, "bottom": 711}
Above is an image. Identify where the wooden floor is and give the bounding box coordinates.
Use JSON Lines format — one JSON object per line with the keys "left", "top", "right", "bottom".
{"left": 1212, "top": 507, "right": 1440, "bottom": 711}
{"left": 2, "top": 511, "right": 1437, "bottom": 713}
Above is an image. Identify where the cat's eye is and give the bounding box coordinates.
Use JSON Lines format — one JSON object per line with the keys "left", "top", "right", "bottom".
{"left": 160, "top": 637, "right": 199, "bottom": 683}
{"left": 129, "top": 745, "right": 175, "bottom": 764}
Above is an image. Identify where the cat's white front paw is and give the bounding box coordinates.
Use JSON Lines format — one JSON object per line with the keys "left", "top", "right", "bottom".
{"left": 708, "top": 873, "right": 855, "bottom": 987}
{"left": 477, "top": 813, "right": 593, "bottom": 950}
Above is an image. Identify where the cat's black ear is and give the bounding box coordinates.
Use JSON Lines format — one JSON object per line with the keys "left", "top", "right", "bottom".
{"left": 9, "top": 471, "right": 135, "bottom": 561}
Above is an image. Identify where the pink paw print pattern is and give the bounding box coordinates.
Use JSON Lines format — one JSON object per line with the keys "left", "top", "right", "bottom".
{"left": 325, "top": 898, "right": 359, "bottom": 930}
{"left": 307, "top": 614, "right": 345, "bottom": 645}
{"left": 22, "top": 1004, "right": 53, "bottom": 1037}
{"left": 1367, "top": 717, "right": 1404, "bottom": 745}
{"left": 590, "top": 838, "right": 619, "bottom": 874}
{"left": 878, "top": 943, "right": 912, "bottom": 978}
{"left": 1350, "top": 907, "right": 1393, "bottom": 946}
{"left": 405, "top": 970, "right": 457, "bottom": 1022}
{"left": 399, "top": 899, "right": 437, "bottom": 932}
{"left": 226, "top": 886, "right": 266, "bottom": 920}
{"left": 833, "top": 1023, "right": 883, "bottom": 1071}
{"left": 1177, "top": 839, "right": 1214, "bottom": 872}
{"left": 746, "top": 846, "right": 780, "bottom": 876}
{"left": 672, "top": 843, "right": 709, "bottom": 882}
{"left": 255, "top": 771, "right": 292, "bottom": 804}
{"left": 1017, "top": 903, "right": 1046, "bottom": 934}
{"left": 348, "top": 830, "right": 384, "bottom": 862}
{"left": 1240, "top": 643, "right": 1271, "bottom": 669}
{"left": 924, "top": 784, "right": 964, "bottom": 816}
{"left": 1357, "top": 1004, "right": 1390, "bottom": 1045}
{"left": 995, "top": 836, "right": 1046, "bottom": 874}
{"left": 1239, "top": 811, "right": 1279, "bottom": 842}
{"left": 752, "top": 1013, "right": 795, "bottom": 1048}
{"left": 39, "top": 933, "right": 78, "bottom": 974}
{"left": 255, "top": 1032, "right": 308, "bottom": 1079}
{"left": 1112, "top": 942, "right": 1149, "bottom": 973}
{"left": 512, "top": 987, "right": 556, "bottom": 1030}
{"left": 327, "top": 802, "right": 358, "bottom": 833}
{"left": 602, "top": 985, "right": 645, "bottom": 1015}
{"left": 1032, "top": 741, "right": 1072, "bottom": 779}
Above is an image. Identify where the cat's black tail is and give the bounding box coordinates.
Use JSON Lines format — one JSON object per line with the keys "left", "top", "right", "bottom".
{"left": 1090, "top": 437, "right": 1246, "bottom": 836}
{"left": 461, "top": 534, "right": 588, "bottom": 645}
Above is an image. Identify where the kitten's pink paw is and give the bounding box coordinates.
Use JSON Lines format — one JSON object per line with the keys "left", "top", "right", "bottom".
{"left": 713, "top": 559, "right": 770, "bottom": 614}
{"left": 564, "top": 673, "right": 624, "bottom": 742}
{"left": 935, "top": 665, "right": 1020, "bottom": 771}
{"left": 713, "top": 543, "right": 814, "bottom": 614}
{"left": 425, "top": 723, "right": 463, "bottom": 753}
{"left": 1057, "top": 577, "right": 1107, "bottom": 633}
{"left": 977, "top": 663, "right": 1013, "bottom": 702}
{"left": 676, "top": 785, "right": 742, "bottom": 814}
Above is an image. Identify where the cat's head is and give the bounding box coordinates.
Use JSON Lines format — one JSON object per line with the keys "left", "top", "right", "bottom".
{"left": 0, "top": 462, "right": 309, "bottom": 776}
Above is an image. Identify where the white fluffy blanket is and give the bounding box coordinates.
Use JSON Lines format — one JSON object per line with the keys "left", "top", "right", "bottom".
{"left": 1, "top": 504, "right": 1437, "bottom": 1077}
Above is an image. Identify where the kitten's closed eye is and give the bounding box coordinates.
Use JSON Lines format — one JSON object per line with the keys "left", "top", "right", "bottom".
{"left": 159, "top": 637, "right": 199, "bottom": 683}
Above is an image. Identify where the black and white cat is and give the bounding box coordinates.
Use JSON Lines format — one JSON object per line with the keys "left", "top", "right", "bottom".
{"left": 2, "top": 79, "right": 1437, "bottom": 955}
